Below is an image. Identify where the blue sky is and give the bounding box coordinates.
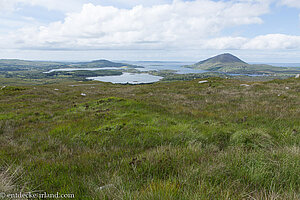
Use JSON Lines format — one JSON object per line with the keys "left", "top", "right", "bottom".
{"left": 1, "top": 0, "right": 300, "bottom": 62}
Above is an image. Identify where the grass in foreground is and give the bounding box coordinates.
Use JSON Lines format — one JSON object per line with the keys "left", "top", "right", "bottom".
{"left": 0, "top": 77, "right": 300, "bottom": 199}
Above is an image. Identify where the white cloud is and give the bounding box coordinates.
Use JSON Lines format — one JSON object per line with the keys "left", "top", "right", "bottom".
{"left": 0, "top": 0, "right": 17, "bottom": 12}
{"left": 4, "top": 0, "right": 300, "bottom": 52}
{"left": 243, "top": 34, "right": 300, "bottom": 49}
{"left": 0, "top": 0, "right": 85, "bottom": 12}
{"left": 0, "top": 0, "right": 172, "bottom": 13}
{"left": 202, "top": 37, "right": 248, "bottom": 49}
{"left": 279, "top": 0, "right": 300, "bottom": 8}
{"left": 9, "top": 0, "right": 270, "bottom": 50}
{"left": 200, "top": 34, "right": 300, "bottom": 50}
{"left": 93, "top": 0, "right": 172, "bottom": 8}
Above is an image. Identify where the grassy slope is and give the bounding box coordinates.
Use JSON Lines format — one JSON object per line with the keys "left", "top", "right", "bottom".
{"left": 0, "top": 78, "right": 300, "bottom": 199}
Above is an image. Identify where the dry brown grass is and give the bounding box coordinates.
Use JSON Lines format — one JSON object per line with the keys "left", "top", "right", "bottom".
{"left": 0, "top": 165, "right": 25, "bottom": 194}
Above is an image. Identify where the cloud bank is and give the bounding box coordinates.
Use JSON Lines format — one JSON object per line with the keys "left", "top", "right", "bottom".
{"left": 2, "top": 0, "right": 300, "bottom": 52}
{"left": 7, "top": 0, "right": 268, "bottom": 49}
{"left": 0, "top": 0, "right": 85, "bottom": 12}
{"left": 279, "top": 0, "right": 300, "bottom": 8}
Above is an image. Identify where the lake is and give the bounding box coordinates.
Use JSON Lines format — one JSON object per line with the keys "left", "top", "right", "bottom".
{"left": 44, "top": 61, "right": 296, "bottom": 84}
{"left": 86, "top": 73, "right": 163, "bottom": 84}
{"left": 124, "top": 61, "right": 207, "bottom": 74}
{"left": 44, "top": 61, "right": 204, "bottom": 84}
{"left": 44, "top": 67, "right": 123, "bottom": 73}
{"left": 44, "top": 61, "right": 205, "bottom": 74}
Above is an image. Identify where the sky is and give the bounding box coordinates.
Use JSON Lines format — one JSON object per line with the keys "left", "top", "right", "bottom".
{"left": 1, "top": 0, "right": 300, "bottom": 62}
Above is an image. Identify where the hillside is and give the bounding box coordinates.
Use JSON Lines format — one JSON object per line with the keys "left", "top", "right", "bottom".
{"left": 71, "top": 59, "right": 141, "bottom": 68}
{"left": 0, "top": 59, "right": 141, "bottom": 85}
{"left": 0, "top": 77, "right": 299, "bottom": 199}
{"left": 186, "top": 53, "right": 300, "bottom": 75}
{"left": 0, "top": 59, "right": 66, "bottom": 66}
{"left": 0, "top": 59, "right": 140, "bottom": 71}
{"left": 197, "top": 53, "right": 246, "bottom": 65}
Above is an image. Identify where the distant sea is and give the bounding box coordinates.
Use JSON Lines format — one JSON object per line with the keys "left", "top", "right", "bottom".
{"left": 251, "top": 63, "right": 300, "bottom": 68}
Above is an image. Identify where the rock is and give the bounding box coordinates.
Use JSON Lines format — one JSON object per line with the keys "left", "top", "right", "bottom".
{"left": 81, "top": 93, "right": 87, "bottom": 97}
{"left": 295, "top": 74, "right": 300, "bottom": 78}
{"left": 285, "top": 87, "right": 290, "bottom": 90}
{"left": 98, "top": 184, "right": 114, "bottom": 190}
{"left": 199, "top": 80, "right": 208, "bottom": 84}
{"left": 240, "top": 84, "right": 250, "bottom": 87}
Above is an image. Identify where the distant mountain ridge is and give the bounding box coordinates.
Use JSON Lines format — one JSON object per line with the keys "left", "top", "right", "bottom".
{"left": 0, "top": 59, "right": 141, "bottom": 70}
{"left": 0, "top": 59, "right": 65, "bottom": 66}
{"left": 185, "top": 53, "right": 300, "bottom": 75}
{"left": 73, "top": 59, "right": 141, "bottom": 68}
